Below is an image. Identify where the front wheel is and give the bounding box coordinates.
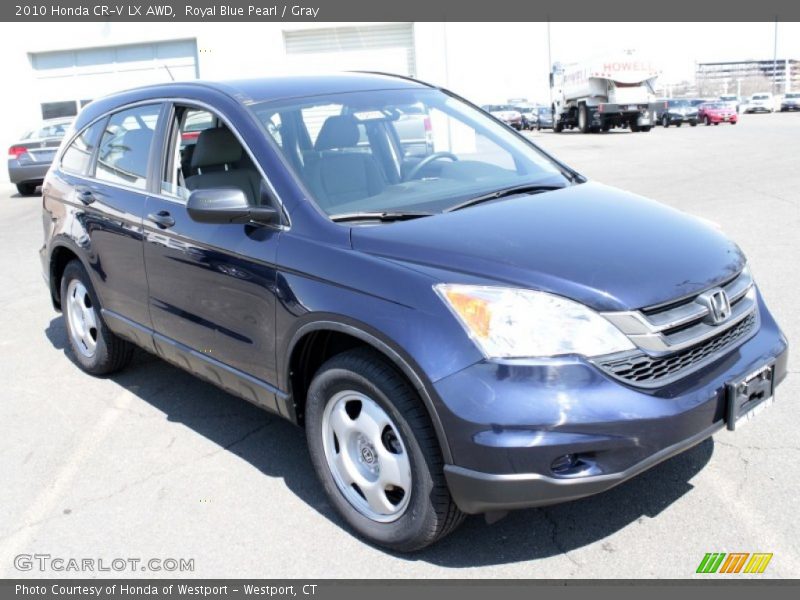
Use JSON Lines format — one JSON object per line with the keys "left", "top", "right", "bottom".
{"left": 662, "top": 115, "right": 669, "bottom": 128}
{"left": 60, "top": 260, "right": 134, "bottom": 374}
{"left": 705, "top": 116, "right": 712, "bottom": 126}
{"left": 305, "top": 349, "right": 465, "bottom": 551}
{"left": 690, "top": 120, "right": 697, "bottom": 127}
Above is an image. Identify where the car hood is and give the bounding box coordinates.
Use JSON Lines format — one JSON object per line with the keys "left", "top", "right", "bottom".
{"left": 350, "top": 182, "right": 745, "bottom": 311}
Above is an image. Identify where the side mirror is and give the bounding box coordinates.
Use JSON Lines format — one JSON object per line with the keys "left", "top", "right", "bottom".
{"left": 187, "top": 188, "right": 278, "bottom": 225}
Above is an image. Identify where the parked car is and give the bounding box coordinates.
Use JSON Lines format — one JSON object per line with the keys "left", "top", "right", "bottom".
{"left": 534, "top": 106, "right": 554, "bottom": 130}
{"left": 745, "top": 93, "right": 774, "bottom": 113}
{"left": 697, "top": 102, "right": 739, "bottom": 125}
{"left": 719, "top": 94, "right": 741, "bottom": 113}
{"left": 654, "top": 99, "right": 698, "bottom": 127}
{"left": 8, "top": 117, "right": 73, "bottom": 195}
{"left": 41, "top": 74, "right": 787, "bottom": 551}
{"left": 513, "top": 104, "right": 538, "bottom": 130}
{"left": 481, "top": 104, "right": 524, "bottom": 130}
{"left": 780, "top": 92, "right": 800, "bottom": 112}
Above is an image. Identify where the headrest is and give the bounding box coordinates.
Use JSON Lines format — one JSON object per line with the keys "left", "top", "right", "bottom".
{"left": 191, "top": 127, "right": 242, "bottom": 168}
{"left": 315, "top": 115, "right": 360, "bottom": 151}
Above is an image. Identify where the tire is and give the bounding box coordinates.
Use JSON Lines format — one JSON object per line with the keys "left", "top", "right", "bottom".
{"left": 16, "top": 182, "right": 37, "bottom": 195}
{"left": 690, "top": 120, "right": 697, "bottom": 127}
{"left": 705, "top": 116, "right": 712, "bottom": 126}
{"left": 578, "top": 104, "right": 590, "bottom": 133}
{"left": 662, "top": 115, "right": 669, "bottom": 128}
{"left": 639, "top": 126, "right": 651, "bottom": 132}
{"left": 731, "top": 120, "right": 737, "bottom": 125}
{"left": 305, "top": 348, "right": 465, "bottom": 551}
{"left": 714, "top": 122, "right": 719, "bottom": 126}
{"left": 60, "top": 260, "right": 134, "bottom": 375}
{"left": 554, "top": 120, "right": 563, "bottom": 133}
{"left": 630, "top": 121, "right": 641, "bottom": 132}
{"left": 676, "top": 122, "right": 682, "bottom": 128}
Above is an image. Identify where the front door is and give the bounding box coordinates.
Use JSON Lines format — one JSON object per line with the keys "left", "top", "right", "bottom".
{"left": 142, "top": 104, "right": 282, "bottom": 387}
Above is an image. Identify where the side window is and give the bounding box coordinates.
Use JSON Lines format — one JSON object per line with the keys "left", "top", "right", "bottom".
{"left": 95, "top": 104, "right": 162, "bottom": 190}
{"left": 61, "top": 120, "right": 104, "bottom": 175}
{"left": 161, "top": 105, "right": 265, "bottom": 207}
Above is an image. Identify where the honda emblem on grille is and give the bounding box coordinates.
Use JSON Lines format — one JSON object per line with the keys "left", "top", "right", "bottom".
{"left": 698, "top": 288, "right": 732, "bottom": 324}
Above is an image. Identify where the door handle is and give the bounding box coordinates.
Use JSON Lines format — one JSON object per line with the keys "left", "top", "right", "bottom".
{"left": 147, "top": 211, "right": 175, "bottom": 229}
{"left": 75, "top": 187, "right": 95, "bottom": 205}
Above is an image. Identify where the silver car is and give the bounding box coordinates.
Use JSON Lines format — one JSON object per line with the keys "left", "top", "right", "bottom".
{"left": 8, "top": 118, "right": 73, "bottom": 195}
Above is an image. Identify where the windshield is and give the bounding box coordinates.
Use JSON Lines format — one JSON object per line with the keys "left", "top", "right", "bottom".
{"left": 753, "top": 95, "right": 770, "bottom": 100}
{"left": 785, "top": 93, "right": 800, "bottom": 99}
{"left": 704, "top": 103, "right": 726, "bottom": 109}
{"left": 249, "top": 88, "right": 571, "bottom": 218}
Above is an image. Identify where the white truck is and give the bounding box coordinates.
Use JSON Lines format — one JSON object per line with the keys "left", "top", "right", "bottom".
{"left": 550, "top": 54, "right": 660, "bottom": 133}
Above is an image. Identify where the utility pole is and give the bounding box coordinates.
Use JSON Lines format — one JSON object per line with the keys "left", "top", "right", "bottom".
{"left": 547, "top": 20, "right": 553, "bottom": 107}
{"left": 772, "top": 18, "right": 779, "bottom": 94}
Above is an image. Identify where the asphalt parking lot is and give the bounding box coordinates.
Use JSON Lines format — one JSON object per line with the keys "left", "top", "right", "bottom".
{"left": 0, "top": 112, "right": 797, "bottom": 579}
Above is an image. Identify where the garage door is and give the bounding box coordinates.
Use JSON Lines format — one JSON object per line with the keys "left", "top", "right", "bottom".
{"left": 283, "top": 24, "right": 416, "bottom": 77}
{"left": 30, "top": 39, "right": 198, "bottom": 119}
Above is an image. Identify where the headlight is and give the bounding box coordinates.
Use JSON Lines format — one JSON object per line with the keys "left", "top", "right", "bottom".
{"left": 435, "top": 284, "right": 635, "bottom": 359}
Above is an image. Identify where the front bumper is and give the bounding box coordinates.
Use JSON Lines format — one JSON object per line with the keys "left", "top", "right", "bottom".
{"left": 433, "top": 292, "right": 788, "bottom": 514}
{"left": 665, "top": 112, "right": 697, "bottom": 123}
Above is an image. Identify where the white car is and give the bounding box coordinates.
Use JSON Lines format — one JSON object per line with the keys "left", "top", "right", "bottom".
{"left": 745, "top": 93, "right": 774, "bottom": 113}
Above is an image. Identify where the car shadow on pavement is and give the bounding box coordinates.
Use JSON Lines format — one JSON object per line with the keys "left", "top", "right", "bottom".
{"left": 45, "top": 317, "right": 714, "bottom": 567}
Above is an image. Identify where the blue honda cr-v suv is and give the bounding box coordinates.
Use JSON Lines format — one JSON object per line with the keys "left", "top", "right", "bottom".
{"left": 40, "top": 73, "right": 788, "bottom": 551}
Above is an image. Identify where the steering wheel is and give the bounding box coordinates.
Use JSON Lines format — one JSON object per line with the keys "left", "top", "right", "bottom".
{"left": 403, "top": 152, "right": 459, "bottom": 181}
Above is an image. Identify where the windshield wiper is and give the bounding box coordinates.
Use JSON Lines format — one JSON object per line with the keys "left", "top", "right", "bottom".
{"left": 330, "top": 211, "right": 434, "bottom": 223}
{"left": 445, "top": 184, "right": 564, "bottom": 213}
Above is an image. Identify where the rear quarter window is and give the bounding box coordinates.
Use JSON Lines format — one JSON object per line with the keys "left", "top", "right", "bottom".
{"left": 61, "top": 120, "right": 105, "bottom": 175}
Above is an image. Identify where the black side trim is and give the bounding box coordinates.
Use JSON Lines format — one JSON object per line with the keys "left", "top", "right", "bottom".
{"left": 102, "top": 309, "right": 292, "bottom": 421}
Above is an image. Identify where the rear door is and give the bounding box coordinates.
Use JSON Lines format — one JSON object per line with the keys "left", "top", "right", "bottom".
{"left": 69, "top": 103, "right": 165, "bottom": 329}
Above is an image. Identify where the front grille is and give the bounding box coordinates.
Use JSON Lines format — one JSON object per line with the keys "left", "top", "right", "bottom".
{"left": 596, "top": 268, "right": 759, "bottom": 387}
{"left": 599, "top": 312, "right": 758, "bottom": 386}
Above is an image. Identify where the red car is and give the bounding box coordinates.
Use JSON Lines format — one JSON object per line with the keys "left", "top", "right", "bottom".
{"left": 697, "top": 102, "right": 738, "bottom": 126}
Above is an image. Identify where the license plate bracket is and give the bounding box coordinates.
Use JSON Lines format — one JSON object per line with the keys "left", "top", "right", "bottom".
{"left": 726, "top": 363, "right": 775, "bottom": 431}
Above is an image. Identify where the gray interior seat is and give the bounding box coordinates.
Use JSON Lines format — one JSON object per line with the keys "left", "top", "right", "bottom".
{"left": 305, "top": 115, "right": 385, "bottom": 210}
{"left": 184, "top": 128, "right": 262, "bottom": 205}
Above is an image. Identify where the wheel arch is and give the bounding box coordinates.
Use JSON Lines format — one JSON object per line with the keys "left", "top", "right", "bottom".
{"left": 48, "top": 240, "right": 92, "bottom": 310}
{"left": 283, "top": 316, "right": 454, "bottom": 464}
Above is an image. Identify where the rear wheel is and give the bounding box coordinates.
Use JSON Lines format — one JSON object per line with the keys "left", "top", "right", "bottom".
{"left": 578, "top": 104, "right": 591, "bottom": 133}
{"left": 305, "top": 348, "right": 464, "bottom": 551}
{"left": 60, "top": 260, "right": 134, "bottom": 375}
{"left": 16, "top": 183, "right": 37, "bottom": 195}
{"left": 662, "top": 115, "right": 669, "bottom": 128}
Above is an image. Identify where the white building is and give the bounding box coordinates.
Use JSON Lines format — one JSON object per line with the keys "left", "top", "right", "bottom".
{"left": 1, "top": 21, "right": 553, "bottom": 180}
